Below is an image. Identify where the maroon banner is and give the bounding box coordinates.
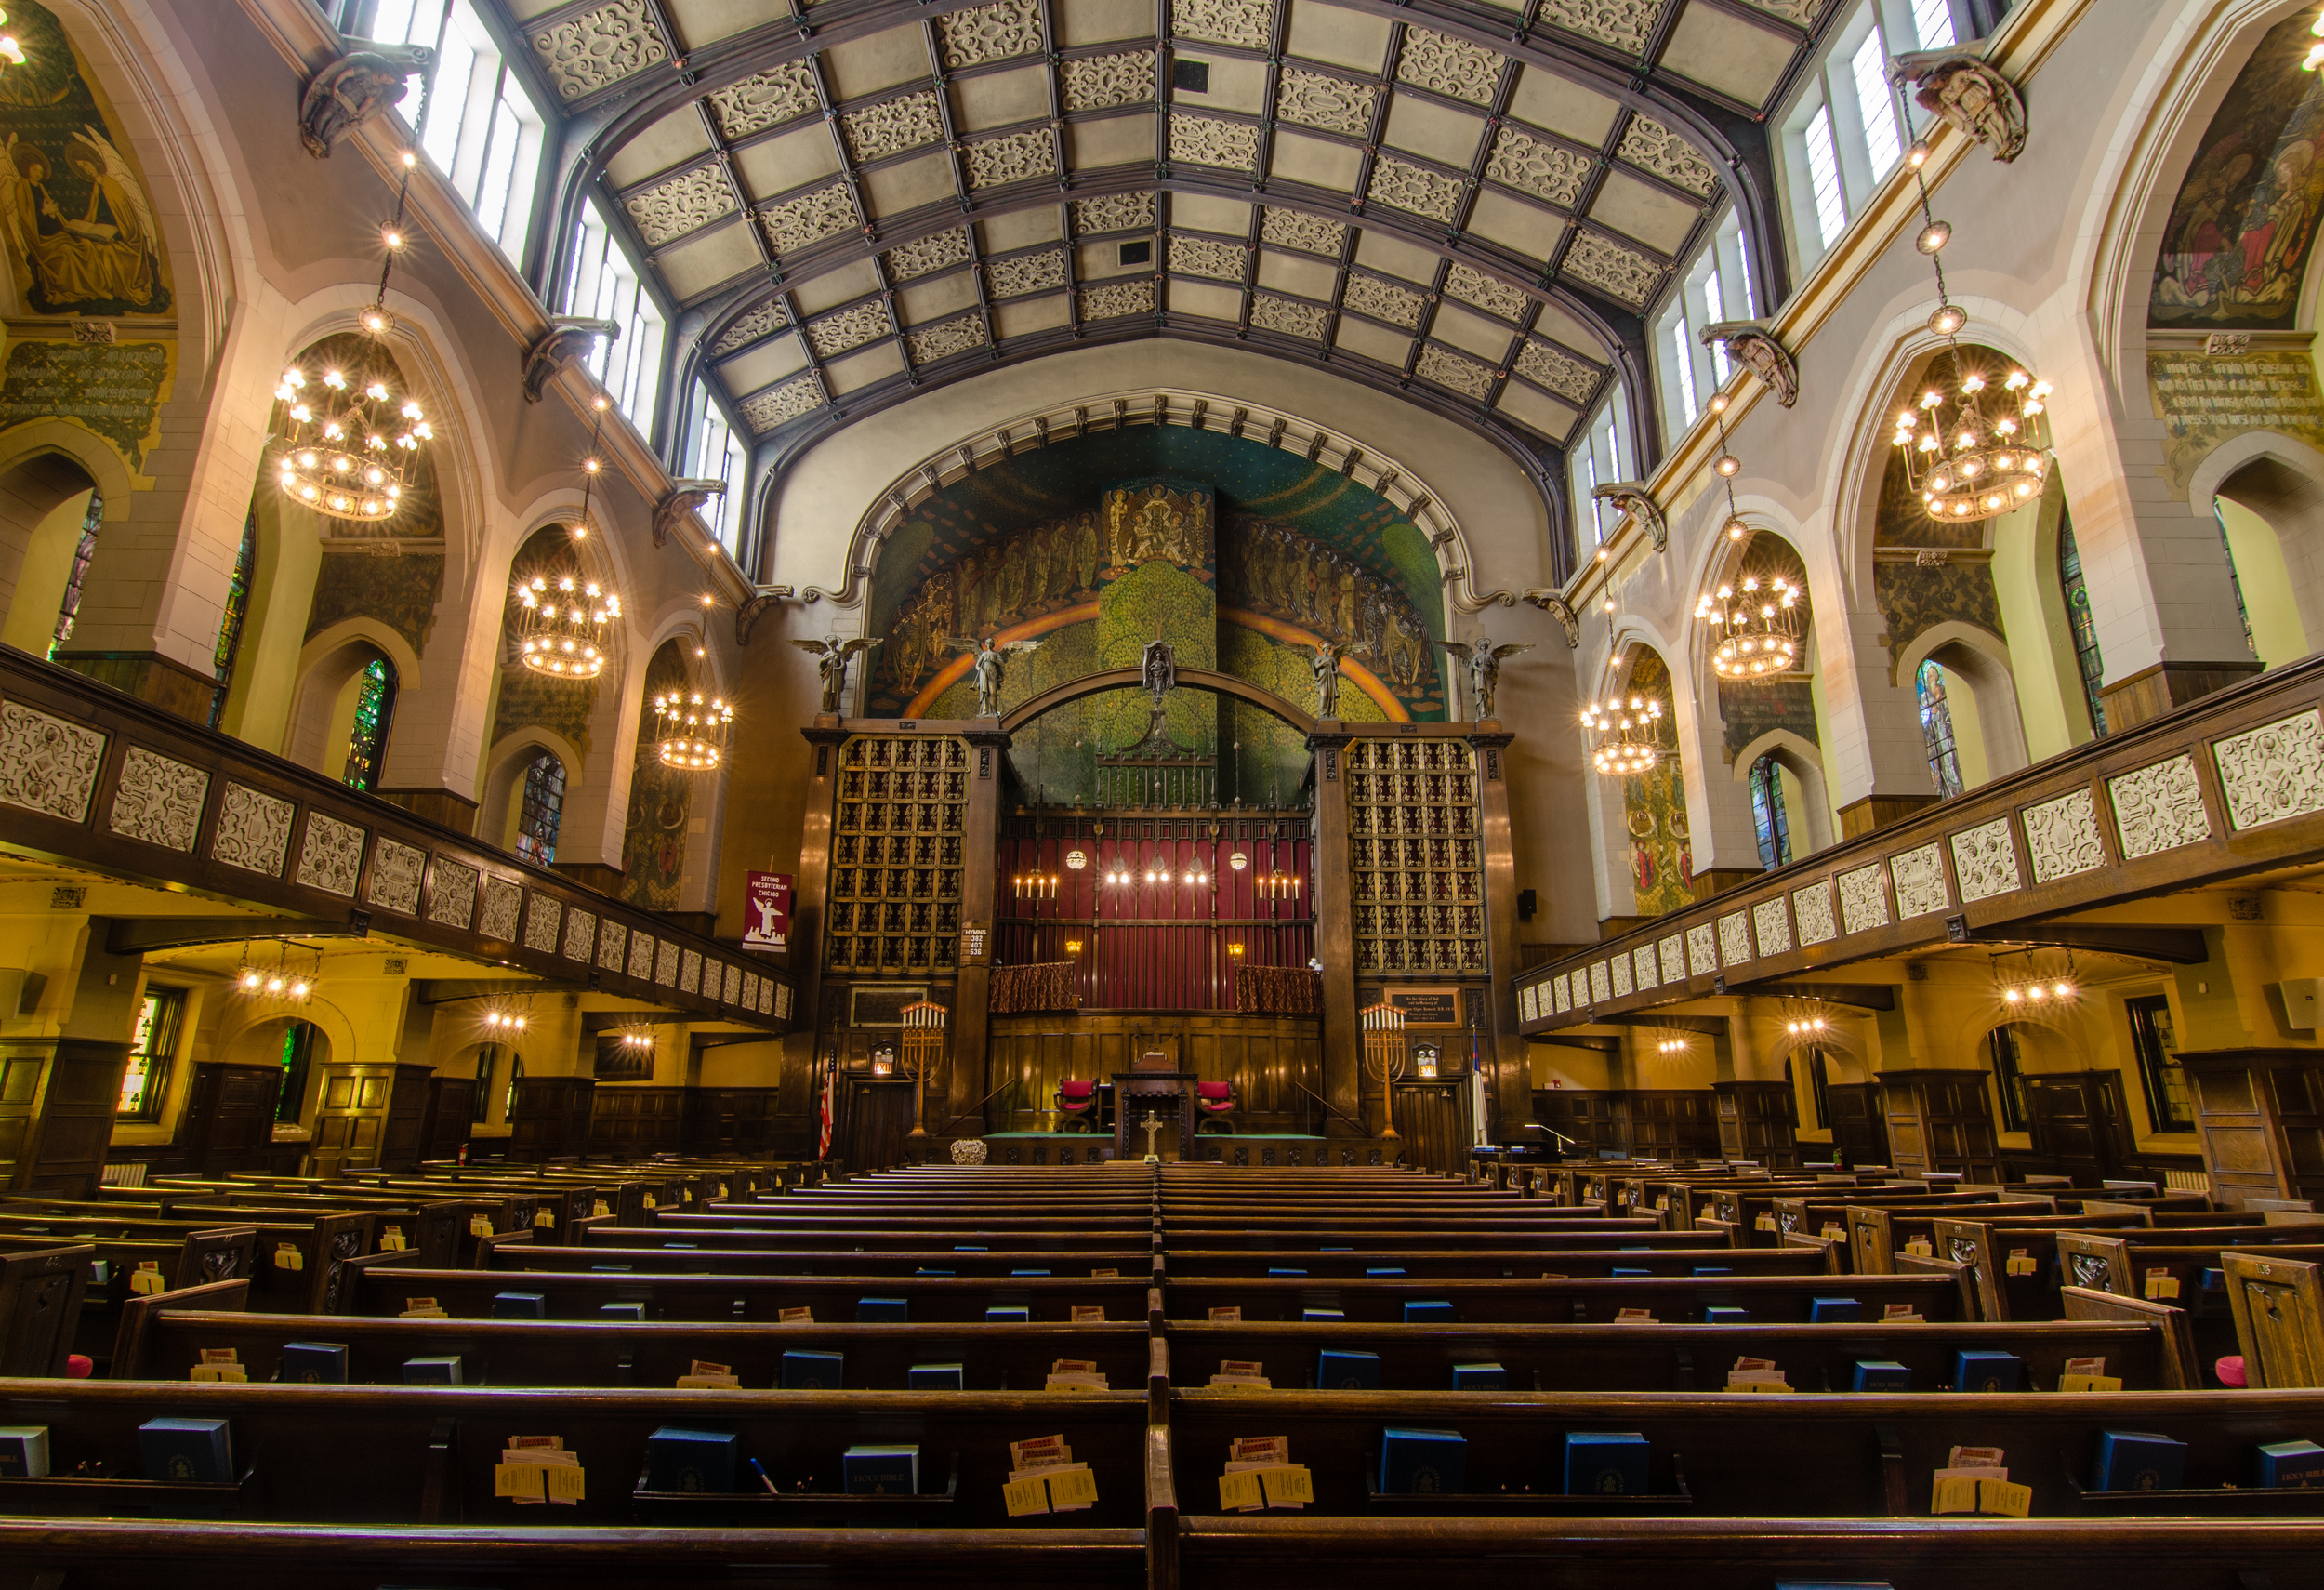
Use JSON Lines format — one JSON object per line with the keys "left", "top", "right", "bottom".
{"left": 744, "top": 871, "right": 792, "bottom": 951}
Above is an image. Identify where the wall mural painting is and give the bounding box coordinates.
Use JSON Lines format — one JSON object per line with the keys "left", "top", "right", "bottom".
{"left": 1719, "top": 678, "right": 1818, "bottom": 765}
{"left": 1624, "top": 650, "right": 1692, "bottom": 918}
{"left": 2153, "top": 8, "right": 2324, "bottom": 329}
{"left": 304, "top": 547, "right": 444, "bottom": 656}
{"left": 864, "top": 431, "right": 1441, "bottom": 808}
{"left": 0, "top": 1, "right": 174, "bottom": 482}
{"left": 621, "top": 643, "right": 693, "bottom": 911}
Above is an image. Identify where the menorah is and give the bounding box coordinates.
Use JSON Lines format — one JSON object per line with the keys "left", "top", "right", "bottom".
{"left": 1361, "top": 1001, "right": 1407, "bottom": 1141}
{"left": 899, "top": 1000, "right": 946, "bottom": 1140}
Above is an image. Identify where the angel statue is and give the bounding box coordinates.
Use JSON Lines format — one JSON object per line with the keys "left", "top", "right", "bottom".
{"left": 951, "top": 635, "right": 1042, "bottom": 718}
{"left": 1311, "top": 639, "right": 1350, "bottom": 719}
{"left": 0, "top": 126, "right": 164, "bottom": 312}
{"left": 1438, "top": 636, "right": 1534, "bottom": 722}
{"left": 791, "top": 634, "right": 880, "bottom": 715}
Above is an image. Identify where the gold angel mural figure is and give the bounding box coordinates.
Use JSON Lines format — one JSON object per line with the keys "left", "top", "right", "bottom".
{"left": 0, "top": 126, "right": 161, "bottom": 311}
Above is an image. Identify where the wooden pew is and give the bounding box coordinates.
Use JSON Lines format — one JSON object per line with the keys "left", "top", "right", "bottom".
{"left": 486, "top": 1243, "right": 1161, "bottom": 1279}
{"left": 1154, "top": 1223, "right": 1670, "bottom": 1252}
{"left": 1844, "top": 1200, "right": 2074, "bottom": 1275}
{"left": 2221, "top": 1249, "right": 2324, "bottom": 1388}
{"left": 350, "top": 1265, "right": 1156, "bottom": 1324}
{"left": 118, "top": 1308, "right": 1158, "bottom": 1397}
{"left": 2, "top": 1226, "right": 255, "bottom": 1367}
{"left": 0, "top": 1211, "right": 374, "bottom": 1315}
{"left": 1724, "top": 1188, "right": 2022, "bottom": 1248}
{"left": 1162, "top": 1316, "right": 2172, "bottom": 1392}
{"left": 0, "top": 1242, "right": 90, "bottom": 1374}
{"left": 1176, "top": 1517, "right": 2324, "bottom": 1590}
{"left": 2055, "top": 1225, "right": 2324, "bottom": 1302}
{"left": 1151, "top": 1247, "right": 1839, "bottom": 1280}
{"left": 579, "top": 1225, "right": 1145, "bottom": 1253}
{"left": 1158, "top": 1272, "right": 1974, "bottom": 1325}
{"left": 0, "top": 1517, "right": 1151, "bottom": 1588}
{"left": 0, "top": 1380, "right": 1155, "bottom": 1530}
{"left": 1937, "top": 1215, "right": 2167, "bottom": 1321}
{"left": 1165, "top": 1385, "right": 2324, "bottom": 1521}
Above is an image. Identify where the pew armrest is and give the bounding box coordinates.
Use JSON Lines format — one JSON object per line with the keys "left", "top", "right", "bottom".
{"left": 1145, "top": 1423, "right": 1179, "bottom": 1590}
{"left": 112, "top": 1277, "right": 250, "bottom": 1380}
{"left": 1147, "top": 1333, "right": 1170, "bottom": 1424}
{"left": 2060, "top": 1283, "right": 2199, "bottom": 1389}
{"left": 1893, "top": 1252, "right": 1978, "bottom": 1321}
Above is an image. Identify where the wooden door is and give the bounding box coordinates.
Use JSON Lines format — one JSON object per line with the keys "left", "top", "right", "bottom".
{"left": 2025, "top": 1071, "right": 2133, "bottom": 1183}
{"left": 841, "top": 1076, "right": 919, "bottom": 1171}
{"left": 1823, "top": 1082, "right": 1890, "bottom": 1167}
{"left": 308, "top": 1065, "right": 396, "bottom": 1177}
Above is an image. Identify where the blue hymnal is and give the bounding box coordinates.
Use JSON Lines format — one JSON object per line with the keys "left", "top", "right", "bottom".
{"left": 139, "top": 1417, "right": 231, "bottom": 1483}
{"left": 0, "top": 1426, "right": 47, "bottom": 1478}
{"left": 1852, "top": 1359, "right": 1911, "bottom": 1392}
{"left": 1703, "top": 1305, "right": 1748, "bottom": 1324}
{"left": 1269, "top": 1268, "right": 1307, "bottom": 1277}
{"left": 1693, "top": 1267, "right": 1732, "bottom": 1277}
{"left": 1953, "top": 1349, "right": 2024, "bottom": 1393}
{"left": 2256, "top": 1439, "right": 2324, "bottom": 1488}
{"left": 1302, "top": 1307, "right": 1345, "bottom": 1321}
{"left": 1612, "top": 1267, "right": 1650, "bottom": 1278}
{"left": 1367, "top": 1267, "right": 1406, "bottom": 1277}
{"left": 1564, "top": 1432, "right": 1649, "bottom": 1495}
{"left": 600, "top": 1302, "right": 646, "bottom": 1321}
{"left": 782, "top": 1349, "right": 845, "bottom": 1389}
{"left": 986, "top": 1305, "right": 1030, "bottom": 1322}
{"left": 492, "top": 1292, "right": 546, "bottom": 1319}
{"left": 844, "top": 1443, "right": 919, "bottom": 1495}
{"left": 278, "top": 1342, "right": 347, "bottom": 1384}
{"left": 1379, "top": 1427, "right": 1465, "bottom": 1494}
{"left": 1320, "top": 1247, "right": 1353, "bottom": 1252}
{"left": 1403, "top": 1300, "right": 1455, "bottom": 1322}
{"left": 1809, "top": 1297, "right": 1861, "bottom": 1323}
{"left": 914, "top": 1268, "right": 954, "bottom": 1277}
{"left": 955, "top": 1246, "right": 988, "bottom": 1252}
{"left": 856, "top": 1297, "right": 908, "bottom": 1321}
{"left": 1010, "top": 1269, "right": 1050, "bottom": 1278}
{"left": 1450, "top": 1362, "right": 1505, "bottom": 1390}
{"left": 2203, "top": 1268, "right": 2227, "bottom": 1292}
{"left": 1317, "top": 1348, "right": 1381, "bottom": 1389}
{"left": 2092, "top": 1430, "right": 2187, "bottom": 1491}
{"left": 403, "top": 1356, "right": 461, "bottom": 1384}
{"left": 645, "top": 1426, "right": 737, "bottom": 1493}
{"left": 908, "top": 1362, "right": 964, "bottom": 1389}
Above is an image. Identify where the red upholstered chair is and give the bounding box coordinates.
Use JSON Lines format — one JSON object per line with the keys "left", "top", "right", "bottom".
{"left": 1056, "top": 1079, "right": 1101, "bottom": 1132}
{"left": 1195, "top": 1080, "right": 1235, "bottom": 1135}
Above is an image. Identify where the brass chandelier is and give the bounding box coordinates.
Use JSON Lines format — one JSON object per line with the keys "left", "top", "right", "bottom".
{"left": 1887, "top": 114, "right": 2053, "bottom": 524}
{"left": 274, "top": 152, "right": 431, "bottom": 525}
{"left": 1581, "top": 692, "right": 1664, "bottom": 776}
{"left": 511, "top": 398, "right": 621, "bottom": 679}
{"left": 654, "top": 687, "right": 734, "bottom": 771}
{"left": 1695, "top": 392, "right": 1805, "bottom": 681}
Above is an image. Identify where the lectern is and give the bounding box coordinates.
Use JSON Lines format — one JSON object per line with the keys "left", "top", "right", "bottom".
{"left": 1112, "top": 1050, "right": 1195, "bottom": 1161}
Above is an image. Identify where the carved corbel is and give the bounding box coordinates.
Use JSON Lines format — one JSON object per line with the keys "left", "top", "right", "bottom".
{"left": 1699, "top": 320, "right": 1800, "bottom": 407}
{"left": 1523, "top": 589, "right": 1580, "bottom": 647}
{"left": 653, "top": 478, "right": 729, "bottom": 549}
{"left": 735, "top": 588, "right": 799, "bottom": 648}
{"left": 1442, "top": 565, "right": 1518, "bottom": 615}
{"left": 300, "top": 46, "right": 433, "bottom": 160}
{"left": 1890, "top": 42, "right": 2026, "bottom": 164}
{"left": 1591, "top": 482, "right": 1667, "bottom": 551}
{"left": 521, "top": 317, "right": 622, "bottom": 404}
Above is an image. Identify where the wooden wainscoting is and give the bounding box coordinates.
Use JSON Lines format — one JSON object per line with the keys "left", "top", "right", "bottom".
{"left": 589, "top": 1086, "right": 687, "bottom": 1155}
{"left": 986, "top": 1012, "right": 1325, "bottom": 1135}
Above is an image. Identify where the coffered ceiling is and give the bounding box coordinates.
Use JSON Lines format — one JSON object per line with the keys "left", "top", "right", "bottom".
{"left": 499, "top": 0, "right": 1828, "bottom": 470}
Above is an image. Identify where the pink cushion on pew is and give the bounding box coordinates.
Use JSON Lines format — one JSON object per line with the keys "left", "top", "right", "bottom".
{"left": 66, "top": 1355, "right": 91, "bottom": 1378}
{"left": 2216, "top": 1355, "right": 2248, "bottom": 1387}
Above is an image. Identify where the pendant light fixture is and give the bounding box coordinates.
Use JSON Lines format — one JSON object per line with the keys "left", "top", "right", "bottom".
{"left": 512, "top": 396, "right": 623, "bottom": 679}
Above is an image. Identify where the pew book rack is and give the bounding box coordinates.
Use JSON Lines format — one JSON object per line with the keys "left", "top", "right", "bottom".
{"left": 632, "top": 1450, "right": 961, "bottom": 1527}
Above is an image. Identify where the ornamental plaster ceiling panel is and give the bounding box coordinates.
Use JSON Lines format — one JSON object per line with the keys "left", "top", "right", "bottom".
{"left": 536, "top": 0, "right": 1812, "bottom": 454}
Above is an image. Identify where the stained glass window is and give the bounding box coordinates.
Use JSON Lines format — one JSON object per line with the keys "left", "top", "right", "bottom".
{"left": 1987, "top": 1024, "right": 2028, "bottom": 1133}
{"left": 2128, "top": 995, "right": 2194, "bottom": 1133}
{"left": 210, "top": 510, "right": 258, "bottom": 728}
{"left": 2212, "top": 500, "right": 2258, "bottom": 657}
{"left": 515, "top": 751, "right": 566, "bottom": 864}
{"left": 344, "top": 657, "right": 396, "bottom": 791}
{"left": 117, "top": 987, "right": 185, "bottom": 1119}
{"left": 2056, "top": 511, "right": 2106, "bottom": 738}
{"left": 49, "top": 492, "right": 102, "bottom": 656}
{"left": 474, "top": 1042, "right": 500, "bottom": 1122}
{"left": 1748, "top": 753, "right": 1792, "bottom": 868}
{"left": 1916, "top": 660, "right": 1964, "bottom": 797}
{"left": 275, "top": 1021, "right": 316, "bottom": 1123}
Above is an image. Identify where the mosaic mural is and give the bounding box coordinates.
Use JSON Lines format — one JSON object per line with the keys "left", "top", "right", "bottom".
{"left": 490, "top": 527, "right": 601, "bottom": 756}
{"left": 1624, "top": 649, "right": 1692, "bottom": 917}
{"left": 0, "top": 1, "right": 176, "bottom": 482}
{"left": 2152, "top": 8, "right": 2324, "bottom": 329}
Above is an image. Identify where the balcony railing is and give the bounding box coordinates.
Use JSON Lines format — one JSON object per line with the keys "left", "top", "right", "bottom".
{"left": 1519, "top": 653, "right": 2324, "bottom": 1031}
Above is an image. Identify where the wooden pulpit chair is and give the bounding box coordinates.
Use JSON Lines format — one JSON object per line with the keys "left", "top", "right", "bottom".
{"left": 1195, "top": 1080, "right": 1236, "bottom": 1135}
{"left": 1055, "top": 1079, "right": 1101, "bottom": 1133}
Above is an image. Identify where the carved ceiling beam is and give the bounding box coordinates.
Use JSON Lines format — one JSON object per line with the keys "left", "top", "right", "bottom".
{"left": 1699, "top": 318, "right": 1800, "bottom": 407}
{"left": 1590, "top": 480, "right": 1667, "bottom": 551}
{"left": 521, "top": 317, "right": 622, "bottom": 404}
{"left": 652, "top": 478, "right": 730, "bottom": 549}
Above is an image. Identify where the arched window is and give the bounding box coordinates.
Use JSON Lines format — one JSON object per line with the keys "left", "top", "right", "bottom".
{"left": 343, "top": 656, "right": 396, "bottom": 792}
{"left": 275, "top": 1020, "right": 317, "bottom": 1123}
{"left": 2212, "top": 500, "right": 2260, "bottom": 658}
{"left": 515, "top": 751, "right": 566, "bottom": 864}
{"left": 210, "top": 509, "right": 258, "bottom": 729}
{"left": 48, "top": 491, "right": 101, "bottom": 656}
{"left": 473, "top": 1042, "right": 501, "bottom": 1122}
{"left": 2056, "top": 510, "right": 2106, "bottom": 738}
{"left": 1748, "top": 752, "right": 1791, "bottom": 868}
{"left": 1916, "top": 660, "right": 1963, "bottom": 797}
